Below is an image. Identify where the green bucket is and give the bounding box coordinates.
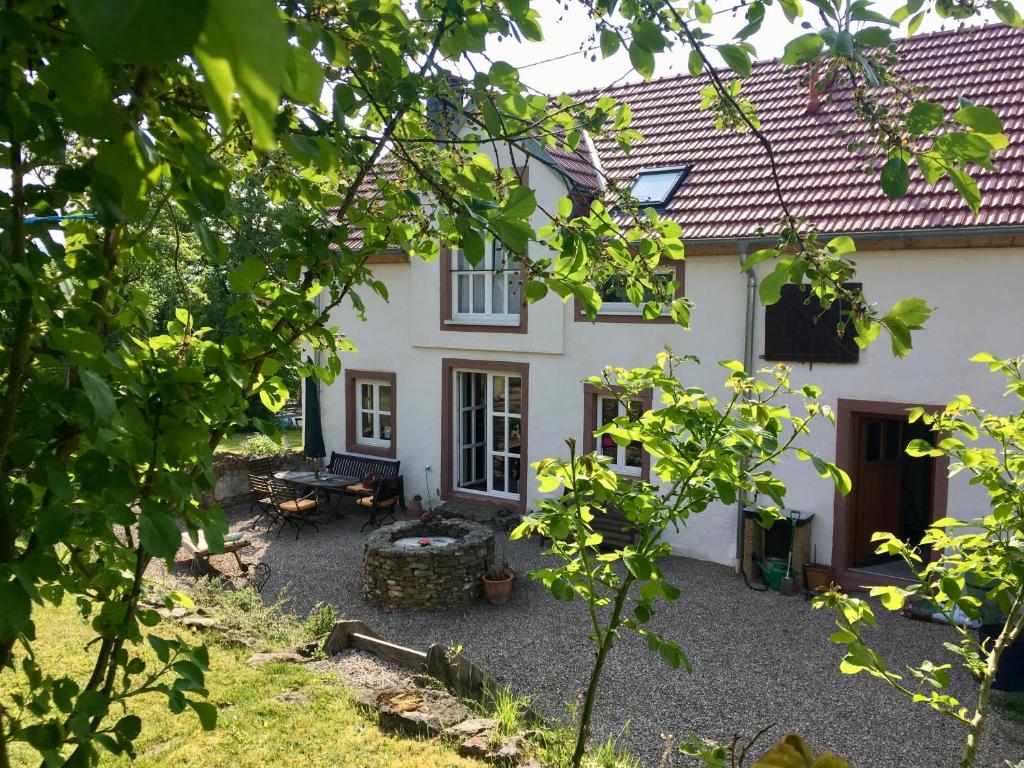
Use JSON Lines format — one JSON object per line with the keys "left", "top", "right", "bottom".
{"left": 759, "top": 557, "right": 789, "bottom": 591}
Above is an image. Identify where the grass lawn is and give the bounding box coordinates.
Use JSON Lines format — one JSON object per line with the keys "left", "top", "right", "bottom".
{"left": 2, "top": 603, "right": 478, "bottom": 768}
{"left": 216, "top": 427, "right": 303, "bottom": 454}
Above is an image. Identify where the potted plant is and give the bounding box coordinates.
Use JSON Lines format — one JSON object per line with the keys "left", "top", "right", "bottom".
{"left": 802, "top": 547, "right": 834, "bottom": 592}
{"left": 483, "top": 561, "right": 515, "bottom": 605}
{"left": 802, "top": 562, "right": 834, "bottom": 592}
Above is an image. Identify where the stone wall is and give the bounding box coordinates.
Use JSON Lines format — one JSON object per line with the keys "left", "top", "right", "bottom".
{"left": 362, "top": 519, "right": 495, "bottom": 610}
{"left": 202, "top": 451, "right": 307, "bottom": 508}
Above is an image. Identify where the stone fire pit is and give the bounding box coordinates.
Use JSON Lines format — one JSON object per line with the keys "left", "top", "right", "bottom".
{"left": 362, "top": 519, "right": 495, "bottom": 610}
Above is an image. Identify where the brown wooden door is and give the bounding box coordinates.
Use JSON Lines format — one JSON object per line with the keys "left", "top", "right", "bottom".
{"left": 851, "top": 416, "right": 904, "bottom": 565}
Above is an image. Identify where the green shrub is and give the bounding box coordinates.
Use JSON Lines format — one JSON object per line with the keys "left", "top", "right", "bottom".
{"left": 301, "top": 602, "right": 341, "bottom": 643}
{"left": 188, "top": 578, "right": 303, "bottom": 651}
{"left": 239, "top": 432, "right": 283, "bottom": 459}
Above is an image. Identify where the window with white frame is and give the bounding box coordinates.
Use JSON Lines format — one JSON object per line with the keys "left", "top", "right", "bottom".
{"left": 455, "top": 370, "right": 522, "bottom": 497}
{"left": 596, "top": 395, "right": 643, "bottom": 475}
{"left": 595, "top": 269, "right": 676, "bottom": 315}
{"left": 452, "top": 240, "right": 522, "bottom": 322}
{"left": 356, "top": 380, "right": 392, "bottom": 447}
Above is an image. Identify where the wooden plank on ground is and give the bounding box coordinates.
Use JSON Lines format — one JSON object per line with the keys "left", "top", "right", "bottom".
{"left": 350, "top": 632, "right": 428, "bottom": 670}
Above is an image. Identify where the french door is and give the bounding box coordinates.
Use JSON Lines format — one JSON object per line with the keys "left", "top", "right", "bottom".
{"left": 455, "top": 370, "right": 522, "bottom": 498}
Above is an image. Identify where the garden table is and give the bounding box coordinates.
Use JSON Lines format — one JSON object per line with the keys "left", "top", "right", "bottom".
{"left": 274, "top": 469, "right": 360, "bottom": 493}
{"left": 274, "top": 469, "right": 360, "bottom": 520}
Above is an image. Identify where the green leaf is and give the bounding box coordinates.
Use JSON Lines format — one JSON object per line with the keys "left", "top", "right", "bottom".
{"left": 992, "top": 0, "right": 1024, "bottom": 26}
{"left": 0, "top": 578, "right": 31, "bottom": 643}
{"left": 599, "top": 29, "right": 620, "bottom": 58}
{"left": 140, "top": 510, "right": 183, "bottom": 559}
{"left": 523, "top": 281, "right": 548, "bottom": 303}
{"left": 188, "top": 700, "right": 218, "bottom": 730}
{"left": 949, "top": 167, "right": 981, "bottom": 215}
{"left": 69, "top": 0, "right": 208, "bottom": 64}
{"left": 282, "top": 45, "right": 325, "bottom": 104}
{"left": 628, "top": 42, "right": 655, "bottom": 80}
{"left": 758, "top": 259, "right": 794, "bottom": 306}
{"left": 194, "top": 0, "right": 288, "bottom": 150}
{"left": 549, "top": 577, "right": 574, "bottom": 602}
{"left": 870, "top": 585, "right": 906, "bottom": 611}
{"left": 906, "top": 101, "right": 944, "bottom": 135}
{"left": 41, "top": 47, "right": 119, "bottom": 137}
{"left": 717, "top": 44, "right": 752, "bottom": 77}
{"left": 624, "top": 553, "right": 653, "bottom": 580}
{"left": 741, "top": 247, "right": 777, "bottom": 270}
{"left": 687, "top": 50, "right": 703, "bottom": 77}
{"left": 906, "top": 438, "right": 943, "bottom": 457}
{"left": 880, "top": 156, "right": 910, "bottom": 200}
{"left": 780, "top": 34, "right": 824, "bottom": 65}
{"left": 502, "top": 186, "right": 537, "bottom": 219}
{"left": 954, "top": 105, "right": 1003, "bottom": 135}
{"left": 79, "top": 369, "right": 117, "bottom": 421}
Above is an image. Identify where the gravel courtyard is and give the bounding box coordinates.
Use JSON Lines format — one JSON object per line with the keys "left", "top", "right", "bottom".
{"left": 187, "top": 504, "right": 1023, "bottom": 768}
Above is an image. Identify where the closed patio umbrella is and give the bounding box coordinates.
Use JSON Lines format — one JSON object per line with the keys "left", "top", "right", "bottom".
{"left": 302, "top": 372, "right": 326, "bottom": 461}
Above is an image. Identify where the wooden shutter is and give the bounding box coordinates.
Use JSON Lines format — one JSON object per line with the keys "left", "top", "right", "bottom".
{"left": 763, "top": 283, "right": 860, "bottom": 363}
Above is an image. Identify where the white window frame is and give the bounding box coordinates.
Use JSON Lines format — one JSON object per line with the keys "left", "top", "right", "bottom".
{"left": 596, "top": 268, "right": 676, "bottom": 316}
{"left": 596, "top": 395, "right": 643, "bottom": 476}
{"left": 450, "top": 240, "right": 522, "bottom": 324}
{"left": 454, "top": 370, "right": 522, "bottom": 500}
{"left": 356, "top": 379, "right": 392, "bottom": 448}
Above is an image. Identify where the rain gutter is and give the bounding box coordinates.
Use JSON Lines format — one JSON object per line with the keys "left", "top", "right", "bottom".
{"left": 682, "top": 225, "right": 1024, "bottom": 251}
{"left": 736, "top": 241, "right": 755, "bottom": 569}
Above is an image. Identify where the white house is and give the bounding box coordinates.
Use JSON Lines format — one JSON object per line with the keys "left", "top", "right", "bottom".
{"left": 319, "top": 24, "right": 1024, "bottom": 587}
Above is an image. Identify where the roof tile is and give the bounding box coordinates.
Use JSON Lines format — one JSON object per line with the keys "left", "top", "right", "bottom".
{"left": 573, "top": 24, "right": 1024, "bottom": 240}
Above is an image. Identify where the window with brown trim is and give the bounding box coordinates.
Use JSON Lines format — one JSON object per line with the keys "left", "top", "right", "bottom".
{"left": 583, "top": 383, "right": 652, "bottom": 480}
{"left": 345, "top": 369, "right": 396, "bottom": 458}
{"left": 440, "top": 245, "right": 529, "bottom": 334}
{"left": 441, "top": 359, "right": 529, "bottom": 511}
{"left": 439, "top": 167, "right": 530, "bottom": 334}
{"left": 574, "top": 262, "right": 685, "bottom": 324}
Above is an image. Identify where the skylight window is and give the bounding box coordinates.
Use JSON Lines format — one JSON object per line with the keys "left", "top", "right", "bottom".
{"left": 630, "top": 166, "right": 690, "bottom": 206}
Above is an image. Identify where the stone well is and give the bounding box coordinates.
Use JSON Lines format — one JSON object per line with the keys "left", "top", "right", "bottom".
{"left": 362, "top": 519, "right": 495, "bottom": 610}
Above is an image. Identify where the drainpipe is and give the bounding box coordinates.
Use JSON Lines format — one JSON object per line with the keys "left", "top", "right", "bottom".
{"left": 736, "top": 242, "right": 756, "bottom": 569}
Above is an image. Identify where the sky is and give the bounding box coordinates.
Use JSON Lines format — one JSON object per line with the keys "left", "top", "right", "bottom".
{"left": 461, "top": 0, "right": 999, "bottom": 94}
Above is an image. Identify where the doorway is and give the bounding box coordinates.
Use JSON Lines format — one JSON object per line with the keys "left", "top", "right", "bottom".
{"left": 833, "top": 399, "right": 948, "bottom": 585}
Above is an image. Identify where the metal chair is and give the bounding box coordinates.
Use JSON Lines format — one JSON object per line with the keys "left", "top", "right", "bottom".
{"left": 268, "top": 476, "right": 321, "bottom": 540}
{"left": 355, "top": 475, "right": 403, "bottom": 531}
{"left": 248, "top": 472, "right": 278, "bottom": 530}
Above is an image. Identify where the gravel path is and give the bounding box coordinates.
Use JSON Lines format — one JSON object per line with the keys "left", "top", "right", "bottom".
{"left": 199, "top": 505, "right": 1022, "bottom": 768}
{"left": 310, "top": 650, "right": 418, "bottom": 693}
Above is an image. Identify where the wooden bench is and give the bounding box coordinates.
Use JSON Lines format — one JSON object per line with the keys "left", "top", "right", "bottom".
{"left": 179, "top": 531, "right": 272, "bottom": 592}
{"left": 326, "top": 452, "right": 406, "bottom": 529}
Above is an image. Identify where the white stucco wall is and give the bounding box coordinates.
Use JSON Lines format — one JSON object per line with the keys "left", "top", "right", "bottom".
{"left": 322, "top": 152, "right": 1024, "bottom": 568}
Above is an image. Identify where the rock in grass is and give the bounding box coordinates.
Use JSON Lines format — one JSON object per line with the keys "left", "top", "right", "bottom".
{"left": 493, "top": 734, "right": 528, "bottom": 766}
{"left": 181, "top": 615, "right": 219, "bottom": 630}
{"left": 446, "top": 717, "right": 498, "bottom": 741}
{"left": 375, "top": 688, "right": 471, "bottom": 737}
{"left": 458, "top": 732, "right": 492, "bottom": 760}
{"left": 246, "top": 651, "right": 308, "bottom": 667}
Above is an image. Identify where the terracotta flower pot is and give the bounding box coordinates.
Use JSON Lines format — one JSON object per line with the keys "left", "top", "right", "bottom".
{"left": 483, "top": 573, "right": 515, "bottom": 605}
{"left": 803, "top": 563, "right": 834, "bottom": 592}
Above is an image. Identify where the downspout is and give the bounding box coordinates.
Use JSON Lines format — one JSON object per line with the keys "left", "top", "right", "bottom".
{"left": 736, "top": 241, "right": 756, "bottom": 569}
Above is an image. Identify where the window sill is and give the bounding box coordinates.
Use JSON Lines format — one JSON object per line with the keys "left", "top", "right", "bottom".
{"left": 442, "top": 316, "right": 527, "bottom": 334}
{"left": 576, "top": 310, "right": 676, "bottom": 324}
{"left": 447, "top": 316, "right": 521, "bottom": 326}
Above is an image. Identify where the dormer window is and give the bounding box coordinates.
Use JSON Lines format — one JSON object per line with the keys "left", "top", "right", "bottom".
{"left": 630, "top": 166, "right": 690, "bottom": 207}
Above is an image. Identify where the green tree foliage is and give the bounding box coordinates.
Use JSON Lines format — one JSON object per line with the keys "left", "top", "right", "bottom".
{"left": 0, "top": 0, "right": 1019, "bottom": 765}
{"left": 513, "top": 354, "right": 851, "bottom": 766}
{"left": 818, "top": 355, "right": 1024, "bottom": 768}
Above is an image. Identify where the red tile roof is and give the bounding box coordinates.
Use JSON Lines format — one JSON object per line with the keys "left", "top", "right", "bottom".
{"left": 573, "top": 23, "right": 1024, "bottom": 241}
{"left": 546, "top": 135, "right": 603, "bottom": 193}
